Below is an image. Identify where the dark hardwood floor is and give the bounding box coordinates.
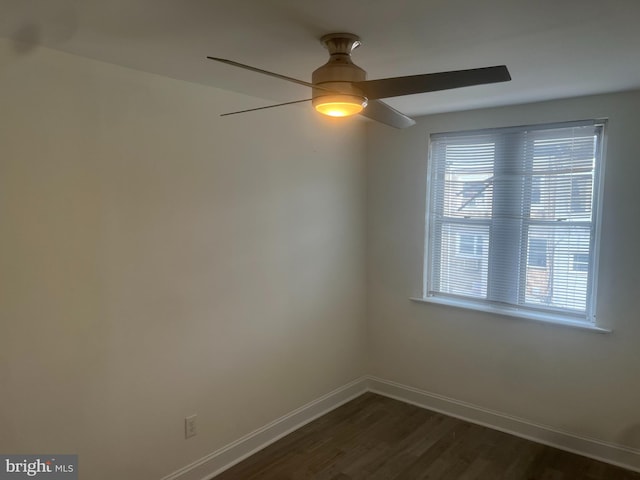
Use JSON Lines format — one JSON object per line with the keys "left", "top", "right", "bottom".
{"left": 214, "top": 392, "right": 640, "bottom": 479}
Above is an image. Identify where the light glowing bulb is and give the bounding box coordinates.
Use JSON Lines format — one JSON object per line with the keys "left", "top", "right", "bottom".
{"left": 313, "top": 95, "right": 367, "bottom": 118}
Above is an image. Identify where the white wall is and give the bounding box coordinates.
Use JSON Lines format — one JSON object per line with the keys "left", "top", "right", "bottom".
{"left": 0, "top": 40, "right": 367, "bottom": 479}
{"left": 367, "top": 90, "right": 640, "bottom": 450}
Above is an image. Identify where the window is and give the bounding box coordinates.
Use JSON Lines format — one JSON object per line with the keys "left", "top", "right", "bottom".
{"left": 459, "top": 234, "right": 484, "bottom": 257}
{"left": 527, "top": 238, "right": 547, "bottom": 268}
{"left": 572, "top": 253, "right": 590, "bottom": 272}
{"left": 424, "top": 120, "right": 605, "bottom": 326}
{"left": 570, "top": 174, "right": 592, "bottom": 213}
{"left": 460, "top": 181, "right": 487, "bottom": 207}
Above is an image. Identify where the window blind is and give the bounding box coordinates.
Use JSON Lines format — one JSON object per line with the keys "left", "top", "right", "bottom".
{"left": 425, "top": 120, "right": 604, "bottom": 324}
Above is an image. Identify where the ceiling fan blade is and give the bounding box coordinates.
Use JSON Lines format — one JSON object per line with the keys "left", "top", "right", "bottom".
{"left": 221, "top": 99, "right": 312, "bottom": 117}
{"left": 354, "top": 65, "right": 511, "bottom": 100}
{"left": 359, "top": 100, "right": 416, "bottom": 129}
{"left": 207, "top": 57, "right": 334, "bottom": 93}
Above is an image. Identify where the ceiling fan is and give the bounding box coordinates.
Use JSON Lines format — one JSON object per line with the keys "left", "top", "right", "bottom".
{"left": 207, "top": 33, "right": 511, "bottom": 129}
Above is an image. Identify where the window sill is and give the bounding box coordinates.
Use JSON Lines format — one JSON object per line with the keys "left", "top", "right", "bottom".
{"left": 409, "top": 296, "right": 612, "bottom": 334}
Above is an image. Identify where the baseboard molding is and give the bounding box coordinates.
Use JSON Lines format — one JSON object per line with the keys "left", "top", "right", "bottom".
{"left": 368, "top": 375, "right": 640, "bottom": 473}
{"left": 160, "top": 377, "right": 368, "bottom": 480}
{"left": 161, "top": 375, "right": 640, "bottom": 479}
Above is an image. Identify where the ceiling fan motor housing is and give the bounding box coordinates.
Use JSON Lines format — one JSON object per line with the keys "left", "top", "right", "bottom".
{"left": 312, "top": 33, "right": 367, "bottom": 107}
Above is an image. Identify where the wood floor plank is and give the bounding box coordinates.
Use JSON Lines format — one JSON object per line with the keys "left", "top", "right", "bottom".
{"left": 214, "top": 393, "right": 640, "bottom": 480}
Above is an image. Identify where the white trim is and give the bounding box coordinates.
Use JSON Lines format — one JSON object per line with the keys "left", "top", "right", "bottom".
{"left": 159, "top": 377, "right": 368, "bottom": 480}
{"left": 161, "top": 375, "right": 639, "bottom": 479}
{"left": 367, "top": 375, "right": 640, "bottom": 473}
{"left": 409, "top": 296, "right": 612, "bottom": 333}
{"left": 589, "top": 120, "right": 609, "bottom": 329}
{"left": 422, "top": 135, "right": 436, "bottom": 298}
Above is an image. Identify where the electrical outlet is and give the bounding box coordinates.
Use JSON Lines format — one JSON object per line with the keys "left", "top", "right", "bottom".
{"left": 185, "top": 414, "right": 197, "bottom": 439}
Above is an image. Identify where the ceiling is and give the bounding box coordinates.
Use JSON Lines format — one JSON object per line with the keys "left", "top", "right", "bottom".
{"left": 1, "top": 0, "right": 640, "bottom": 117}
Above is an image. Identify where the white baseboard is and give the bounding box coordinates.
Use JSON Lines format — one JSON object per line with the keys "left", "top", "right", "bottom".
{"left": 161, "top": 375, "right": 640, "bottom": 479}
{"left": 368, "top": 375, "right": 640, "bottom": 473}
{"left": 160, "top": 377, "right": 368, "bottom": 480}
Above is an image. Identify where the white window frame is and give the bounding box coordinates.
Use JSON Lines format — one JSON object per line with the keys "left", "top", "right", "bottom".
{"left": 415, "top": 120, "right": 609, "bottom": 332}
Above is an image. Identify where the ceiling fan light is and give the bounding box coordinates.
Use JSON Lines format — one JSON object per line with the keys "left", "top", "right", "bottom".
{"left": 313, "top": 95, "right": 367, "bottom": 117}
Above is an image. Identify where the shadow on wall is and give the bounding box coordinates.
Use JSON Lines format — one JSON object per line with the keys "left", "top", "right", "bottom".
{"left": 10, "top": 24, "right": 43, "bottom": 54}
{"left": 9, "top": 7, "right": 77, "bottom": 56}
